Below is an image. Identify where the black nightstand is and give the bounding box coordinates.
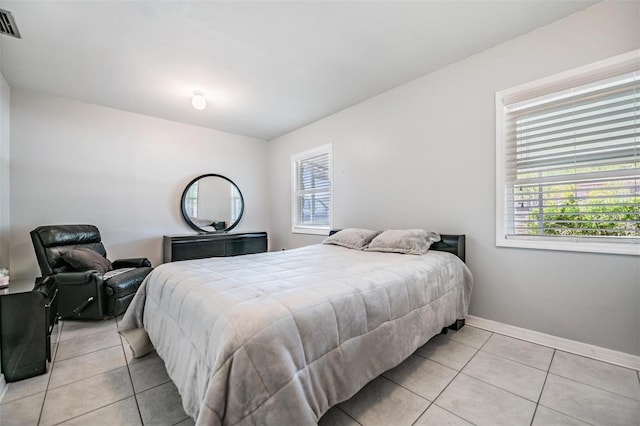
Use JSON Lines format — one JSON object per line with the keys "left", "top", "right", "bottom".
{"left": 0, "top": 278, "right": 57, "bottom": 382}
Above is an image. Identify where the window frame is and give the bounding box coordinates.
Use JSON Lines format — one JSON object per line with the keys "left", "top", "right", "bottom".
{"left": 291, "top": 144, "right": 333, "bottom": 235}
{"left": 495, "top": 50, "right": 639, "bottom": 256}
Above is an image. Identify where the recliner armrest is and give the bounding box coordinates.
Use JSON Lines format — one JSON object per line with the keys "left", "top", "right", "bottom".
{"left": 54, "top": 271, "right": 102, "bottom": 285}
{"left": 112, "top": 258, "right": 152, "bottom": 268}
{"left": 33, "top": 276, "right": 56, "bottom": 298}
{"left": 33, "top": 275, "right": 54, "bottom": 292}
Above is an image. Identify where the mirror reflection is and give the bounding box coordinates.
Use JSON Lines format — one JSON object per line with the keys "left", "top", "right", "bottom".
{"left": 181, "top": 174, "right": 244, "bottom": 233}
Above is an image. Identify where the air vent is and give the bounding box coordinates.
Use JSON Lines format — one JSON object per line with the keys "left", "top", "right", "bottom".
{"left": 0, "top": 9, "right": 20, "bottom": 39}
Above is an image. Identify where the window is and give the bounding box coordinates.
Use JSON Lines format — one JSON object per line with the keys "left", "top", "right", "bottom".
{"left": 291, "top": 144, "right": 332, "bottom": 235}
{"left": 230, "top": 185, "right": 242, "bottom": 222}
{"left": 184, "top": 183, "right": 198, "bottom": 221}
{"left": 496, "top": 51, "right": 639, "bottom": 255}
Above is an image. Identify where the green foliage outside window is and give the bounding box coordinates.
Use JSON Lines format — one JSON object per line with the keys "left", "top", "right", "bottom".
{"left": 525, "top": 194, "right": 639, "bottom": 237}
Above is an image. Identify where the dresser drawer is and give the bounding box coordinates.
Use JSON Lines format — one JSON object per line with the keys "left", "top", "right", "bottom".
{"left": 225, "top": 236, "right": 268, "bottom": 256}
{"left": 171, "top": 239, "right": 226, "bottom": 261}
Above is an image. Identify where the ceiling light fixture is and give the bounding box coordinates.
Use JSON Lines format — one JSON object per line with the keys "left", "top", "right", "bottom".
{"left": 192, "top": 91, "right": 206, "bottom": 110}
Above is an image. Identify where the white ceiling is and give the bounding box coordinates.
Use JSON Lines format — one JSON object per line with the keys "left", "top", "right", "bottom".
{"left": 0, "top": 0, "right": 599, "bottom": 140}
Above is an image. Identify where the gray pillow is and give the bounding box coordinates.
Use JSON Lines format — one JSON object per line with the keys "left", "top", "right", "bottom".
{"left": 322, "top": 228, "right": 382, "bottom": 250}
{"left": 60, "top": 247, "right": 113, "bottom": 274}
{"left": 365, "top": 229, "right": 441, "bottom": 255}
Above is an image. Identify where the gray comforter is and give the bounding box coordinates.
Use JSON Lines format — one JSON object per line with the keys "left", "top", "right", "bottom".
{"left": 119, "top": 244, "right": 472, "bottom": 425}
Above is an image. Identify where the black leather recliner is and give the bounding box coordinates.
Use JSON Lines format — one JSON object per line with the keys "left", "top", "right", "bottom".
{"left": 30, "top": 224, "right": 152, "bottom": 319}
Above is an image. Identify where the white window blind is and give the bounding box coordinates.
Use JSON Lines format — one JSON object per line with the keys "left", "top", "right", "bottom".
{"left": 497, "top": 51, "right": 639, "bottom": 255}
{"left": 291, "top": 145, "right": 332, "bottom": 234}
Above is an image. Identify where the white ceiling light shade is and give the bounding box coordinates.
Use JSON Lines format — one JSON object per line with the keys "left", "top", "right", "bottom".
{"left": 192, "top": 91, "right": 206, "bottom": 110}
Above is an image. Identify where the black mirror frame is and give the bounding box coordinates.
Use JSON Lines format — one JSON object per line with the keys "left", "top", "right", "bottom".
{"left": 180, "top": 174, "right": 245, "bottom": 233}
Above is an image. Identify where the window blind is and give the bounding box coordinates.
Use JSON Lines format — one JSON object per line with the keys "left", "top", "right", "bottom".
{"left": 292, "top": 148, "right": 331, "bottom": 229}
{"left": 503, "top": 70, "right": 639, "bottom": 241}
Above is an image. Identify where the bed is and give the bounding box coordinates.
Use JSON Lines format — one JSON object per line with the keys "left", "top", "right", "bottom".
{"left": 119, "top": 230, "right": 472, "bottom": 425}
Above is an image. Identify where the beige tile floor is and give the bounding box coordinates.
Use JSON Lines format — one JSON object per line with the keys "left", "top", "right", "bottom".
{"left": 1, "top": 319, "right": 639, "bottom": 426}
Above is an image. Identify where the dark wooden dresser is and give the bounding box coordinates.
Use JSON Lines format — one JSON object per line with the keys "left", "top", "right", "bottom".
{"left": 163, "top": 232, "right": 268, "bottom": 262}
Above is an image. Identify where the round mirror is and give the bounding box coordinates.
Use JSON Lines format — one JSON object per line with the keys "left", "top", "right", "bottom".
{"left": 180, "top": 174, "right": 244, "bottom": 233}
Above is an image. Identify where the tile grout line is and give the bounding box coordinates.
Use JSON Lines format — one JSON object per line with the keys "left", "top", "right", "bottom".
{"left": 8, "top": 317, "right": 184, "bottom": 426}
{"left": 56, "top": 327, "right": 120, "bottom": 346}
{"left": 363, "top": 371, "right": 437, "bottom": 424}
{"left": 453, "top": 371, "right": 543, "bottom": 405}
{"left": 44, "top": 352, "right": 129, "bottom": 392}
{"left": 442, "top": 330, "right": 555, "bottom": 420}
{"left": 409, "top": 401, "right": 433, "bottom": 426}
{"left": 386, "top": 329, "right": 485, "bottom": 425}
{"left": 479, "top": 349, "right": 550, "bottom": 373}
{"left": 346, "top": 327, "right": 488, "bottom": 426}
{"left": 37, "top": 319, "right": 64, "bottom": 426}
{"left": 133, "top": 377, "right": 173, "bottom": 394}
{"left": 412, "top": 341, "right": 478, "bottom": 371}
{"left": 480, "top": 333, "right": 554, "bottom": 372}
{"left": 456, "top": 344, "right": 555, "bottom": 405}
{"left": 45, "top": 318, "right": 123, "bottom": 392}
{"left": 170, "top": 416, "right": 191, "bottom": 426}
{"left": 529, "top": 350, "right": 600, "bottom": 426}
{"left": 378, "top": 368, "right": 441, "bottom": 425}
{"left": 529, "top": 348, "right": 555, "bottom": 426}
{"left": 55, "top": 342, "right": 123, "bottom": 363}
{"left": 377, "top": 374, "right": 431, "bottom": 405}
{"left": 468, "top": 320, "right": 640, "bottom": 371}
{"left": 43, "top": 321, "right": 145, "bottom": 426}
{"left": 413, "top": 327, "right": 635, "bottom": 426}
{"left": 431, "top": 327, "right": 559, "bottom": 423}
{"left": 127, "top": 376, "right": 187, "bottom": 422}
{"left": 18, "top": 322, "right": 638, "bottom": 426}
{"left": 486, "top": 332, "right": 640, "bottom": 402}
{"left": 536, "top": 405, "right": 598, "bottom": 426}
{"left": 546, "top": 371, "right": 640, "bottom": 403}
{"left": 335, "top": 405, "right": 363, "bottom": 425}
{"left": 48, "top": 396, "right": 135, "bottom": 426}
{"left": 40, "top": 319, "right": 135, "bottom": 425}
{"left": 411, "top": 328, "right": 495, "bottom": 426}
{"left": 116, "top": 316, "right": 145, "bottom": 425}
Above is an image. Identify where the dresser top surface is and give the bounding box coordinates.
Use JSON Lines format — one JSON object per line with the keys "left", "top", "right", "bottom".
{"left": 164, "top": 231, "right": 267, "bottom": 240}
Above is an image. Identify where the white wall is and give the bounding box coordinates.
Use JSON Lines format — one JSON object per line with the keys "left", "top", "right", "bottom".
{"left": 0, "top": 72, "right": 9, "bottom": 269}
{"left": 9, "top": 90, "right": 269, "bottom": 279}
{"left": 267, "top": 1, "right": 640, "bottom": 356}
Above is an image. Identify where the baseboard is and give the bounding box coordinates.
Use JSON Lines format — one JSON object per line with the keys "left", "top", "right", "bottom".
{"left": 466, "top": 315, "right": 640, "bottom": 371}
{"left": 0, "top": 373, "right": 6, "bottom": 402}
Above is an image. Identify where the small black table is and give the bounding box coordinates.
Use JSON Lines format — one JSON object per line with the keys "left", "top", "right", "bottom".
{"left": 0, "top": 279, "right": 57, "bottom": 382}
